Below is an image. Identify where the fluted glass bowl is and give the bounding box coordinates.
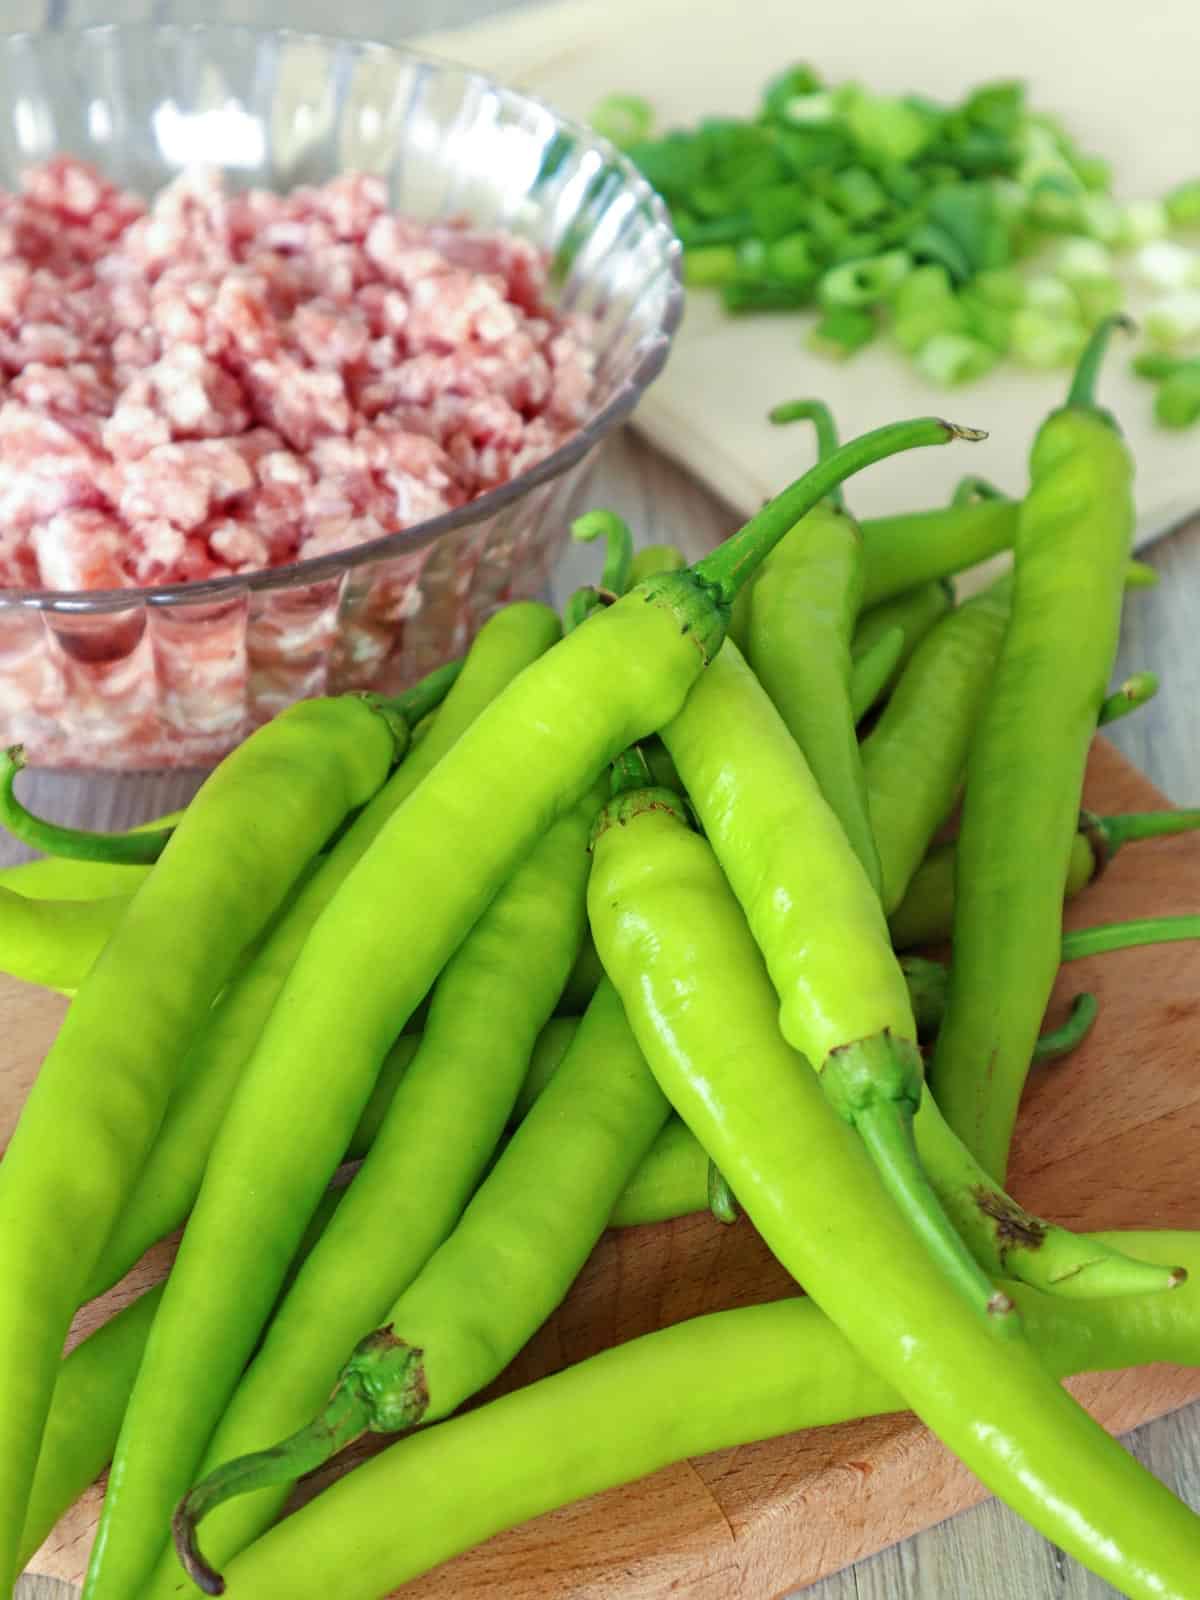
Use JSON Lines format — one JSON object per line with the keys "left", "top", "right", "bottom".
{"left": 0, "top": 21, "right": 682, "bottom": 770}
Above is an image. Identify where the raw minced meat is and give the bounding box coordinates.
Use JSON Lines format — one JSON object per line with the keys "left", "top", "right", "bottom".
{"left": 0, "top": 157, "right": 596, "bottom": 594}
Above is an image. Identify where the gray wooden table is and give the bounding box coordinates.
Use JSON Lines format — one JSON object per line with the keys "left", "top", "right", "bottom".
{"left": 6, "top": 2, "right": 1200, "bottom": 1598}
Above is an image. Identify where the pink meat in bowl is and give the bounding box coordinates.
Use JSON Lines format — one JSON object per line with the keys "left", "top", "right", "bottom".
{"left": 0, "top": 24, "right": 681, "bottom": 769}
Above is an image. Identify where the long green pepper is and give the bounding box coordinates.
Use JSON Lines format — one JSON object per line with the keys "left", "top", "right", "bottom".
{"left": 587, "top": 787, "right": 1200, "bottom": 1599}
{"left": 170, "top": 977, "right": 672, "bottom": 1590}
{"left": 0, "top": 692, "right": 414, "bottom": 1593}
{"left": 0, "top": 889, "right": 130, "bottom": 992}
{"left": 890, "top": 807, "right": 1200, "bottom": 949}
{"left": 215, "top": 1232, "right": 1200, "bottom": 1600}
{"left": 80, "top": 418, "right": 969, "bottom": 1600}
{"left": 930, "top": 318, "right": 1137, "bottom": 1181}
{"left": 84, "top": 605, "right": 559, "bottom": 1300}
{"left": 662, "top": 641, "right": 1005, "bottom": 1313}
{"left": 745, "top": 400, "right": 882, "bottom": 888}
{"left": 88, "top": 780, "right": 600, "bottom": 1600}
{"left": 862, "top": 575, "right": 1012, "bottom": 913}
{"left": 661, "top": 641, "right": 1181, "bottom": 1299}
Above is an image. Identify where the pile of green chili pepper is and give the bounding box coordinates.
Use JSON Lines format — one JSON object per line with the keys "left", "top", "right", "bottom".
{"left": 2, "top": 314, "right": 1200, "bottom": 1600}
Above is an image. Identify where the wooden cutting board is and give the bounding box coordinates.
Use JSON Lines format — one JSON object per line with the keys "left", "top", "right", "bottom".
{"left": 9, "top": 736, "right": 1200, "bottom": 1598}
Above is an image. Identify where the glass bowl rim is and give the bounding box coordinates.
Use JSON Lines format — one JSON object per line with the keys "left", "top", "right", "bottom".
{"left": 0, "top": 17, "right": 684, "bottom": 616}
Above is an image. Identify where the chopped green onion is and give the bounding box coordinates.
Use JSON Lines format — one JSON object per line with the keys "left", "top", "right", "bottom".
{"left": 1023, "top": 274, "right": 1079, "bottom": 318}
{"left": 807, "top": 306, "right": 877, "bottom": 358}
{"left": 614, "top": 63, "right": 1196, "bottom": 422}
{"left": 1155, "top": 368, "right": 1200, "bottom": 428}
{"left": 1132, "top": 240, "right": 1200, "bottom": 293}
{"left": 589, "top": 95, "right": 654, "bottom": 150}
{"left": 905, "top": 221, "right": 974, "bottom": 283}
{"left": 683, "top": 245, "right": 739, "bottom": 288}
{"left": 913, "top": 331, "right": 999, "bottom": 385}
{"left": 1133, "top": 351, "right": 1200, "bottom": 381}
{"left": 1055, "top": 239, "right": 1114, "bottom": 283}
{"left": 1117, "top": 200, "right": 1169, "bottom": 247}
{"left": 1011, "top": 308, "right": 1087, "bottom": 369}
{"left": 1165, "top": 178, "right": 1200, "bottom": 229}
{"left": 890, "top": 264, "right": 966, "bottom": 352}
{"left": 675, "top": 212, "right": 757, "bottom": 247}
{"left": 829, "top": 165, "right": 889, "bottom": 223}
{"left": 819, "top": 249, "right": 912, "bottom": 308}
{"left": 722, "top": 279, "right": 816, "bottom": 312}
{"left": 1144, "top": 290, "right": 1200, "bottom": 348}
{"left": 1073, "top": 276, "right": 1124, "bottom": 325}
{"left": 747, "top": 185, "right": 813, "bottom": 242}
{"left": 1075, "top": 193, "right": 1123, "bottom": 244}
{"left": 836, "top": 85, "right": 934, "bottom": 164}
{"left": 768, "top": 232, "right": 821, "bottom": 282}
{"left": 971, "top": 266, "right": 1026, "bottom": 309}
{"left": 959, "top": 288, "right": 1014, "bottom": 353}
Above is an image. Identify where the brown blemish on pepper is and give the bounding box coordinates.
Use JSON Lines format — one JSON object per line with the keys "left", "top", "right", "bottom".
{"left": 972, "top": 1186, "right": 1047, "bottom": 1267}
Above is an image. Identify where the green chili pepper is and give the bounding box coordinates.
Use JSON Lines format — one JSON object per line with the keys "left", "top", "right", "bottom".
{"left": 0, "top": 888, "right": 130, "bottom": 991}
{"left": 214, "top": 1231, "right": 1200, "bottom": 1600}
{"left": 609, "top": 1114, "right": 711, "bottom": 1225}
{"left": 83, "top": 607, "right": 561, "bottom": 1303}
{"left": 18, "top": 1287, "right": 165, "bottom": 1570}
{"left": 627, "top": 542, "right": 687, "bottom": 585}
{"left": 848, "top": 624, "right": 906, "bottom": 720}
{"left": 170, "top": 974, "right": 673, "bottom": 1591}
{"left": 929, "top": 317, "right": 1136, "bottom": 1182}
{"left": 1098, "top": 670, "right": 1159, "bottom": 724}
{"left": 858, "top": 495, "right": 1017, "bottom": 607}
{"left": 662, "top": 640, "right": 1000, "bottom": 1309}
{"left": 862, "top": 576, "right": 1012, "bottom": 913}
{"left": 586, "top": 776, "right": 1200, "bottom": 1598}
{"left": 890, "top": 807, "right": 1200, "bottom": 949}
{"left": 0, "top": 747, "right": 176, "bottom": 864}
{"left": 20, "top": 1182, "right": 348, "bottom": 1569}
{"left": 902, "top": 954, "right": 1098, "bottom": 1061}
{"left": 852, "top": 576, "right": 954, "bottom": 682}
{"left": 661, "top": 640, "right": 1181, "bottom": 1299}
{"left": 84, "top": 421, "right": 968, "bottom": 1600}
{"left": 0, "top": 809, "right": 183, "bottom": 900}
{"left": 745, "top": 400, "right": 882, "bottom": 887}
{"left": 0, "top": 689, "right": 423, "bottom": 1592}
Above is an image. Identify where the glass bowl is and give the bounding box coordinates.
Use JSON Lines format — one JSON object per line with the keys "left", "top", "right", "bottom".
{"left": 0, "top": 20, "right": 682, "bottom": 770}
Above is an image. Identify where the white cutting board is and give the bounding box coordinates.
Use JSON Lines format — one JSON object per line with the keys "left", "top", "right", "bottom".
{"left": 417, "top": 0, "right": 1200, "bottom": 545}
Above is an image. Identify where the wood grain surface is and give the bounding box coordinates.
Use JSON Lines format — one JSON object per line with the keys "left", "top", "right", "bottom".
{"left": 5, "top": 734, "right": 1200, "bottom": 1599}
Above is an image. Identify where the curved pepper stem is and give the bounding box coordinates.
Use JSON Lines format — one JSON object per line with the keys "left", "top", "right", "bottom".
{"left": 1090, "top": 807, "right": 1200, "bottom": 860}
{"left": 173, "top": 1329, "right": 427, "bottom": 1595}
{"left": 1032, "top": 993, "right": 1099, "bottom": 1064}
{"left": 563, "top": 509, "right": 636, "bottom": 632}
{"left": 951, "top": 474, "right": 1008, "bottom": 507}
{"left": 769, "top": 398, "right": 846, "bottom": 511}
{"left": 573, "top": 509, "right": 635, "bottom": 596}
{"left": 900, "top": 956, "right": 1101, "bottom": 1068}
{"left": 0, "top": 746, "right": 174, "bottom": 865}
{"left": 693, "top": 417, "right": 985, "bottom": 608}
{"left": 1063, "top": 312, "right": 1135, "bottom": 417}
{"left": 377, "top": 656, "right": 463, "bottom": 730}
{"left": 1097, "top": 671, "right": 1159, "bottom": 725}
{"left": 820, "top": 1031, "right": 1017, "bottom": 1329}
